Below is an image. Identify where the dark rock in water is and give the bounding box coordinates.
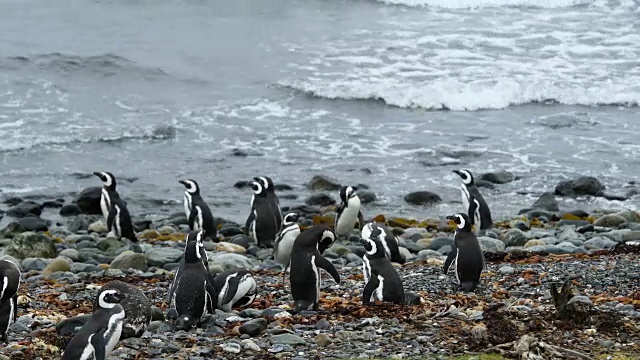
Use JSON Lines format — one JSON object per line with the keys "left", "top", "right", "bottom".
{"left": 74, "top": 186, "right": 103, "bottom": 215}
{"left": 602, "top": 192, "right": 628, "bottom": 201}
{"left": 5, "top": 232, "right": 57, "bottom": 260}
{"left": 480, "top": 171, "right": 516, "bottom": 184}
{"left": 231, "top": 148, "right": 262, "bottom": 157}
{"left": 56, "top": 314, "right": 91, "bottom": 335}
{"left": 219, "top": 225, "right": 245, "bottom": 237}
{"left": 403, "top": 191, "right": 442, "bottom": 206}
{"left": 307, "top": 175, "right": 341, "bottom": 191}
{"left": 134, "top": 219, "right": 153, "bottom": 231}
{"left": 532, "top": 192, "right": 559, "bottom": 212}
{"left": 360, "top": 168, "right": 372, "bottom": 175}
{"left": 305, "top": 193, "right": 336, "bottom": 207}
{"left": 358, "top": 191, "right": 376, "bottom": 204}
{"left": 566, "top": 209, "right": 590, "bottom": 218}
{"left": 93, "top": 280, "right": 152, "bottom": 339}
{"left": 59, "top": 204, "right": 82, "bottom": 217}
{"left": 2, "top": 222, "right": 26, "bottom": 238}
{"left": 474, "top": 180, "right": 495, "bottom": 189}
{"left": 7, "top": 201, "right": 41, "bottom": 218}
{"left": 290, "top": 204, "right": 320, "bottom": 215}
{"left": 554, "top": 176, "right": 605, "bottom": 197}
{"left": 280, "top": 194, "right": 298, "bottom": 200}
{"left": 274, "top": 184, "right": 293, "bottom": 191}
{"left": 518, "top": 209, "right": 557, "bottom": 221}
{"left": 3, "top": 197, "right": 23, "bottom": 206}
{"left": 18, "top": 217, "right": 50, "bottom": 232}
{"left": 234, "top": 180, "right": 251, "bottom": 189}
{"left": 42, "top": 200, "right": 63, "bottom": 209}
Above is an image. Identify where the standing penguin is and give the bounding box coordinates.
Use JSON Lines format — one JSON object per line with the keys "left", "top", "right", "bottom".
{"left": 273, "top": 212, "right": 301, "bottom": 283}
{"left": 289, "top": 225, "right": 341, "bottom": 312}
{"left": 168, "top": 230, "right": 210, "bottom": 310}
{"left": 179, "top": 179, "right": 218, "bottom": 241}
{"left": 334, "top": 186, "right": 365, "bottom": 239}
{"left": 360, "top": 223, "right": 406, "bottom": 264}
{"left": 93, "top": 281, "right": 151, "bottom": 339}
{"left": 107, "top": 198, "right": 137, "bottom": 242}
{"left": 61, "top": 289, "right": 126, "bottom": 360}
{"left": 93, "top": 171, "right": 121, "bottom": 223}
{"left": 171, "top": 239, "right": 216, "bottom": 330}
{"left": 0, "top": 259, "right": 20, "bottom": 344}
{"left": 361, "top": 228, "right": 405, "bottom": 305}
{"left": 245, "top": 177, "right": 282, "bottom": 248}
{"left": 443, "top": 213, "right": 486, "bottom": 292}
{"left": 213, "top": 269, "right": 258, "bottom": 312}
{"left": 453, "top": 169, "right": 492, "bottom": 231}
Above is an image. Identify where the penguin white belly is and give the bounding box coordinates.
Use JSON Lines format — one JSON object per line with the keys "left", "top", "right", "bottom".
{"left": 104, "top": 311, "right": 125, "bottom": 356}
{"left": 373, "top": 275, "right": 384, "bottom": 302}
{"left": 459, "top": 185, "right": 470, "bottom": 214}
{"left": 230, "top": 275, "right": 257, "bottom": 308}
{"left": 100, "top": 190, "right": 110, "bottom": 221}
{"left": 183, "top": 193, "right": 192, "bottom": 221}
{"left": 1, "top": 275, "right": 8, "bottom": 299}
{"left": 311, "top": 255, "right": 320, "bottom": 304}
{"left": 114, "top": 206, "right": 122, "bottom": 238}
{"left": 362, "top": 256, "right": 371, "bottom": 284}
{"left": 79, "top": 334, "right": 96, "bottom": 360}
{"left": 453, "top": 249, "right": 461, "bottom": 285}
{"left": 250, "top": 210, "right": 258, "bottom": 242}
{"left": 473, "top": 199, "right": 482, "bottom": 232}
{"left": 361, "top": 224, "right": 372, "bottom": 242}
{"left": 273, "top": 228, "right": 299, "bottom": 266}
{"left": 194, "top": 206, "right": 203, "bottom": 231}
{"left": 335, "top": 199, "right": 361, "bottom": 237}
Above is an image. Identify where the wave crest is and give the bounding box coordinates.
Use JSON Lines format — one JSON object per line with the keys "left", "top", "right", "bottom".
{"left": 374, "top": 0, "right": 597, "bottom": 9}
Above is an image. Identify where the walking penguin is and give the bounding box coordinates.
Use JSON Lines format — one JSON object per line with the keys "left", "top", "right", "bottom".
{"left": 453, "top": 169, "right": 492, "bottom": 232}
{"left": 245, "top": 176, "right": 283, "bottom": 248}
{"left": 334, "top": 186, "right": 365, "bottom": 239}
{"left": 272, "top": 212, "right": 301, "bottom": 282}
{"left": 443, "top": 212, "right": 486, "bottom": 292}
{"left": 179, "top": 179, "right": 218, "bottom": 241}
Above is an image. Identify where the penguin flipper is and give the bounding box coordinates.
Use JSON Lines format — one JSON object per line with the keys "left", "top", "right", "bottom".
{"left": 11, "top": 294, "right": 17, "bottom": 321}
{"left": 443, "top": 244, "right": 457, "bottom": 274}
{"left": 188, "top": 207, "right": 198, "bottom": 230}
{"left": 362, "top": 276, "right": 380, "bottom": 305}
{"left": 468, "top": 196, "right": 478, "bottom": 226}
{"left": 358, "top": 211, "right": 365, "bottom": 231}
{"left": 168, "top": 268, "right": 180, "bottom": 306}
{"left": 244, "top": 211, "right": 255, "bottom": 235}
{"left": 205, "top": 280, "right": 217, "bottom": 313}
{"left": 220, "top": 279, "right": 237, "bottom": 307}
{"left": 91, "top": 328, "right": 107, "bottom": 360}
{"left": 314, "top": 255, "right": 340, "bottom": 284}
{"left": 106, "top": 206, "right": 117, "bottom": 233}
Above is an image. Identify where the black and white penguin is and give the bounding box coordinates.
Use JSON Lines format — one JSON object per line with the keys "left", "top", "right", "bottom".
{"left": 361, "top": 223, "right": 406, "bottom": 264}
{"left": 443, "top": 213, "right": 486, "bottom": 292}
{"left": 361, "top": 229, "right": 405, "bottom": 305}
{"left": 61, "top": 289, "right": 126, "bottom": 360}
{"left": 453, "top": 169, "right": 493, "bottom": 232}
{"left": 0, "top": 259, "right": 20, "bottom": 343}
{"left": 168, "top": 230, "right": 210, "bottom": 310}
{"left": 106, "top": 197, "right": 137, "bottom": 242}
{"left": 334, "top": 186, "right": 365, "bottom": 239}
{"left": 93, "top": 280, "right": 151, "bottom": 339}
{"left": 179, "top": 179, "right": 218, "bottom": 241}
{"left": 289, "top": 225, "right": 340, "bottom": 312}
{"left": 213, "top": 269, "right": 257, "bottom": 312}
{"left": 93, "top": 171, "right": 120, "bottom": 223}
{"left": 245, "top": 176, "right": 283, "bottom": 248}
{"left": 272, "top": 212, "right": 301, "bottom": 282}
{"left": 171, "top": 239, "right": 216, "bottom": 330}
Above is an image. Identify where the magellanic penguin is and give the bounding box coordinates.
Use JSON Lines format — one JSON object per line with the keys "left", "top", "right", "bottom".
{"left": 361, "top": 223, "right": 406, "bottom": 265}
{"left": 0, "top": 259, "right": 20, "bottom": 344}
{"left": 93, "top": 280, "right": 151, "bottom": 339}
{"left": 334, "top": 186, "right": 365, "bottom": 239}
{"left": 272, "top": 212, "right": 301, "bottom": 283}
{"left": 245, "top": 176, "right": 283, "bottom": 248}
{"left": 443, "top": 213, "right": 486, "bottom": 292}
{"left": 213, "top": 269, "right": 257, "bottom": 312}
{"left": 361, "top": 228, "right": 405, "bottom": 305}
{"left": 61, "top": 289, "right": 126, "bottom": 360}
{"left": 107, "top": 197, "right": 137, "bottom": 242}
{"left": 93, "top": 171, "right": 121, "bottom": 223}
{"left": 179, "top": 179, "right": 218, "bottom": 241}
{"left": 167, "top": 230, "right": 210, "bottom": 309}
{"left": 289, "top": 225, "right": 340, "bottom": 312}
{"left": 453, "top": 169, "right": 492, "bottom": 232}
{"left": 171, "top": 239, "right": 216, "bottom": 330}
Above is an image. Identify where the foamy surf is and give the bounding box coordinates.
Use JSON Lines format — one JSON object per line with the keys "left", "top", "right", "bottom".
{"left": 374, "top": 0, "right": 595, "bottom": 8}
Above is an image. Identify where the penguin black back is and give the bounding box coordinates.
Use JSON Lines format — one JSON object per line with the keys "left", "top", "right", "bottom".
{"left": 107, "top": 197, "right": 137, "bottom": 242}
{"left": 361, "top": 223, "right": 405, "bottom": 264}
{"left": 245, "top": 177, "right": 282, "bottom": 248}
{"left": 453, "top": 169, "right": 492, "bottom": 231}
{"left": 0, "top": 259, "right": 20, "bottom": 343}
{"left": 94, "top": 171, "right": 121, "bottom": 222}
{"left": 361, "top": 233, "right": 405, "bottom": 305}
{"left": 179, "top": 179, "right": 218, "bottom": 241}
{"left": 443, "top": 213, "right": 485, "bottom": 292}
{"left": 168, "top": 230, "right": 209, "bottom": 308}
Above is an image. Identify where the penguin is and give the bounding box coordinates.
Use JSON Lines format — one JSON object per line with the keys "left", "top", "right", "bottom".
{"left": 272, "top": 212, "right": 301, "bottom": 283}
{"left": 179, "top": 179, "right": 218, "bottom": 241}
{"left": 167, "top": 230, "right": 210, "bottom": 309}
{"left": 0, "top": 259, "right": 20, "bottom": 344}
{"left": 61, "top": 289, "right": 126, "bottom": 360}
{"left": 213, "top": 269, "right": 257, "bottom": 312}
{"left": 453, "top": 169, "right": 493, "bottom": 231}
{"left": 289, "top": 225, "right": 340, "bottom": 312}
{"left": 93, "top": 171, "right": 120, "bottom": 223}
{"left": 171, "top": 238, "right": 216, "bottom": 330}
{"left": 245, "top": 177, "right": 282, "bottom": 248}
{"left": 93, "top": 281, "right": 151, "bottom": 339}
{"left": 106, "top": 197, "right": 137, "bottom": 242}
{"left": 361, "top": 223, "right": 406, "bottom": 265}
{"left": 443, "top": 212, "right": 486, "bottom": 292}
{"left": 361, "top": 228, "right": 405, "bottom": 305}
{"left": 334, "top": 186, "right": 365, "bottom": 239}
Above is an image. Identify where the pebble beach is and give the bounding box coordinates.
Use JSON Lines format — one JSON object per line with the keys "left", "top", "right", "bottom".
{"left": 0, "top": 173, "right": 639, "bottom": 360}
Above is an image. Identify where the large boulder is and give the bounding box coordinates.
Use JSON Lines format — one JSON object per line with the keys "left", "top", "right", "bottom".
{"left": 403, "top": 191, "right": 442, "bottom": 206}
{"left": 74, "top": 187, "right": 103, "bottom": 215}
{"left": 554, "top": 176, "right": 605, "bottom": 197}
{"left": 4, "top": 232, "right": 57, "bottom": 260}
{"left": 6, "top": 201, "right": 41, "bottom": 218}
{"left": 532, "top": 192, "right": 559, "bottom": 212}
{"left": 307, "top": 175, "right": 341, "bottom": 191}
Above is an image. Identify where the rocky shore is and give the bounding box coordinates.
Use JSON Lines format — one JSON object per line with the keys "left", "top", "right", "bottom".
{"left": 0, "top": 173, "right": 639, "bottom": 359}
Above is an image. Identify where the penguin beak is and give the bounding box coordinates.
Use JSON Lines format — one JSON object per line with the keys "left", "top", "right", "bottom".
{"left": 446, "top": 215, "right": 456, "bottom": 220}
{"left": 92, "top": 172, "right": 101, "bottom": 178}
{"left": 452, "top": 170, "right": 461, "bottom": 176}
{"left": 178, "top": 180, "right": 186, "bottom": 186}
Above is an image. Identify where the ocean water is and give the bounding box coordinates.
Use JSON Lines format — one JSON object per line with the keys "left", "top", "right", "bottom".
{"left": 0, "top": 0, "right": 639, "bottom": 225}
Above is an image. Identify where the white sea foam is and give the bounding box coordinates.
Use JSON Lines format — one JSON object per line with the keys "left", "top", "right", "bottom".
{"left": 375, "top": 0, "right": 600, "bottom": 8}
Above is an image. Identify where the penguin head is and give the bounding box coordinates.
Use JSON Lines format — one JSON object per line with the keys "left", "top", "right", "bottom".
{"left": 339, "top": 186, "right": 358, "bottom": 203}
{"left": 361, "top": 236, "right": 385, "bottom": 259}
{"left": 250, "top": 180, "right": 266, "bottom": 197}
{"left": 97, "top": 289, "right": 126, "bottom": 309}
{"left": 318, "top": 228, "right": 336, "bottom": 254}
{"left": 179, "top": 179, "right": 200, "bottom": 195}
{"left": 453, "top": 169, "right": 474, "bottom": 186}
{"left": 447, "top": 213, "right": 472, "bottom": 232}
{"left": 184, "top": 240, "right": 203, "bottom": 264}
{"left": 253, "top": 176, "right": 274, "bottom": 192}
{"left": 93, "top": 171, "right": 116, "bottom": 189}
{"left": 282, "top": 212, "right": 299, "bottom": 226}
{"left": 185, "top": 229, "right": 206, "bottom": 244}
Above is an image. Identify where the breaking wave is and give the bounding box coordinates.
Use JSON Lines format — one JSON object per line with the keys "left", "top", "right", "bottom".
{"left": 373, "top": 0, "right": 608, "bottom": 9}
